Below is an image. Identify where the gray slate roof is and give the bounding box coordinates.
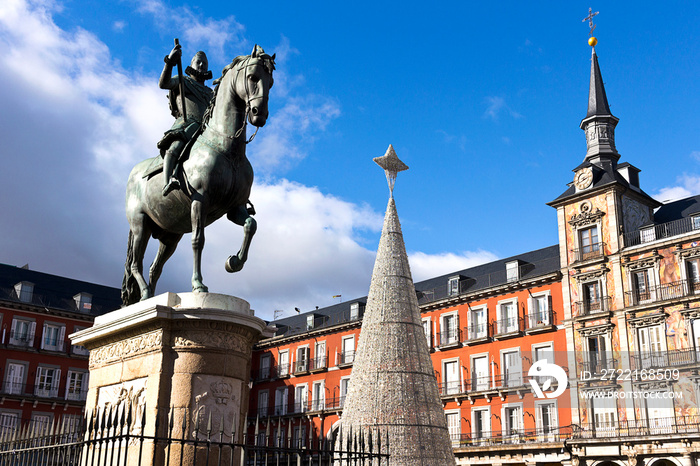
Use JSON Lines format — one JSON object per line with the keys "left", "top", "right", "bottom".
{"left": 654, "top": 194, "right": 700, "bottom": 224}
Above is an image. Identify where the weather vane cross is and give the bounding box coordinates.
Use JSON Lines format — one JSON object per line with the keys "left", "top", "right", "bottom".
{"left": 373, "top": 144, "right": 408, "bottom": 197}
{"left": 583, "top": 7, "right": 599, "bottom": 36}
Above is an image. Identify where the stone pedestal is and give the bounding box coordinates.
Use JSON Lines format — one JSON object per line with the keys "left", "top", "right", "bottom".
{"left": 70, "top": 292, "right": 273, "bottom": 466}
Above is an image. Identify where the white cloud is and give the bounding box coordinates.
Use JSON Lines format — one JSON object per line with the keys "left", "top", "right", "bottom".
{"left": 653, "top": 174, "right": 700, "bottom": 203}
{"left": 408, "top": 251, "right": 499, "bottom": 282}
{"left": 483, "top": 96, "right": 522, "bottom": 121}
{"left": 113, "top": 21, "right": 126, "bottom": 32}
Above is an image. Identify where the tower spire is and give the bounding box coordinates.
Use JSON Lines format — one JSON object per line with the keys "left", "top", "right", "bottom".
{"left": 579, "top": 21, "right": 620, "bottom": 164}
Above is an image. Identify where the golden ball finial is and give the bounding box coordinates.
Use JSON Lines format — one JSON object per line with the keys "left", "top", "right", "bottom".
{"left": 588, "top": 36, "right": 598, "bottom": 47}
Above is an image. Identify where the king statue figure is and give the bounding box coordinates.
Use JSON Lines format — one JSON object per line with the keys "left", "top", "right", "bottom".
{"left": 157, "top": 43, "right": 214, "bottom": 196}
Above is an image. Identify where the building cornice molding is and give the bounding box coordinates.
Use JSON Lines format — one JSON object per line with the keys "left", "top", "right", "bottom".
{"left": 568, "top": 205, "right": 605, "bottom": 228}
{"left": 577, "top": 322, "right": 614, "bottom": 337}
{"left": 627, "top": 311, "right": 667, "bottom": 329}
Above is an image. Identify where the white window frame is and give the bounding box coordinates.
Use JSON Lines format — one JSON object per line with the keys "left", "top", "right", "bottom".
{"left": 501, "top": 402, "right": 524, "bottom": 442}
{"left": 527, "top": 292, "right": 552, "bottom": 328}
{"left": 447, "top": 276, "right": 460, "bottom": 296}
{"left": 577, "top": 224, "right": 601, "bottom": 258}
{"left": 468, "top": 306, "right": 488, "bottom": 340}
{"left": 497, "top": 298, "right": 519, "bottom": 334}
{"left": 442, "top": 357, "right": 461, "bottom": 395}
{"left": 506, "top": 261, "right": 519, "bottom": 283}
{"left": 71, "top": 326, "right": 89, "bottom": 356}
{"left": 9, "top": 318, "right": 35, "bottom": 347}
{"left": 591, "top": 394, "right": 618, "bottom": 437}
{"left": 350, "top": 303, "right": 360, "bottom": 321}
{"left": 470, "top": 353, "right": 490, "bottom": 391}
{"left": 257, "top": 390, "right": 269, "bottom": 417}
{"left": 535, "top": 400, "right": 558, "bottom": 440}
{"left": 0, "top": 412, "right": 19, "bottom": 436}
{"left": 274, "top": 387, "right": 288, "bottom": 416}
{"left": 40, "top": 322, "right": 66, "bottom": 352}
{"left": 35, "top": 366, "right": 60, "bottom": 398}
{"left": 4, "top": 361, "right": 27, "bottom": 395}
{"left": 294, "top": 384, "right": 308, "bottom": 413}
{"left": 311, "top": 380, "right": 325, "bottom": 411}
{"left": 683, "top": 256, "right": 700, "bottom": 294}
{"left": 30, "top": 413, "right": 52, "bottom": 434}
{"left": 500, "top": 348, "right": 522, "bottom": 388}
{"left": 339, "top": 376, "right": 351, "bottom": 408}
{"left": 637, "top": 324, "right": 667, "bottom": 369}
{"left": 445, "top": 409, "right": 461, "bottom": 447}
{"left": 471, "top": 407, "right": 490, "bottom": 444}
{"left": 314, "top": 341, "right": 327, "bottom": 370}
{"left": 295, "top": 345, "right": 309, "bottom": 373}
{"left": 422, "top": 317, "right": 432, "bottom": 349}
{"left": 580, "top": 279, "right": 604, "bottom": 315}
{"left": 440, "top": 311, "right": 459, "bottom": 346}
{"left": 65, "top": 370, "right": 88, "bottom": 401}
{"left": 340, "top": 336, "right": 355, "bottom": 365}
{"left": 259, "top": 353, "right": 271, "bottom": 380}
{"left": 278, "top": 350, "right": 289, "bottom": 377}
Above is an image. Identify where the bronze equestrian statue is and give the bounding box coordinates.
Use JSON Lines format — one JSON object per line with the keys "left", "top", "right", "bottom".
{"left": 121, "top": 44, "right": 275, "bottom": 306}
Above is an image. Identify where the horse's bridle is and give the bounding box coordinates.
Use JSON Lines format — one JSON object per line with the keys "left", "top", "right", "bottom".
{"left": 232, "top": 56, "right": 266, "bottom": 144}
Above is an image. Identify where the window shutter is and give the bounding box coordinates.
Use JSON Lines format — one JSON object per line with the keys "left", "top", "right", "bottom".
{"left": 34, "top": 370, "right": 41, "bottom": 395}
{"left": 53, "top": 369, "right": 61, "bottom": 397}
{"left": 10, "top": 319, "right": 18, "bottom": 335}
{"left": 40, "top": 323, "right": 48, "bottom": 349}
{"left": 65, "top": 371, "right": 71, "bottom": 400}
{"left": 28, "top": 322, "right": 36, "bottom": 347}
{"left": 547, "top": 295, "right": 553, "bottom": 313}
{"left": 58, "top": 326, "right": 66, "bottom": 351}
{"left": 535, "top": 405, "right": 543, "bottom": 432}
{"left": 527, "top": 297, "right": 534, "bottom": 313}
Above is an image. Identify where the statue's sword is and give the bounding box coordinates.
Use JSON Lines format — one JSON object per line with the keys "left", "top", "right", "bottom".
{"left": 174, "top": 38, "right": 187, "bottom": 122}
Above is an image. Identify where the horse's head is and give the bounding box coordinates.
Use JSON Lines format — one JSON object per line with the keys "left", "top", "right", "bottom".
{"left": 233, "top": 45, "right": 275, "bottom": 127}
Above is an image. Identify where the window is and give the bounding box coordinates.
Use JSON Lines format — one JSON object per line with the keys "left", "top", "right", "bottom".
{"left": 257, "top": 390, "right": 269, "bottom": 416}
{"left": 687, "top": 258, "right": 700, "bottom": 293}
{"left": 314, "top": 341, "right": 326, "bottom": 370}
{"left": 259, "top": 354, "right": 271, "bottom": 380}
{"left": 471, "top": 355, "right": 489, "bottom": 391}
{"left": 693, "top": 216, "right": 700, "bottom": 231}
{"left": 292, "top": 425, "right": 306, "bottom": 448}
{"left": 501, "top": 350, "right": 522, "bottom": 387}
{"left": 274, "top": 387, "right": 288, "bottom": 416}
{"left": 528, "top": 294, "right": 551, "bottom": 327}
{"left": 582, "top": 281, "right": 603, "bottom": 314}
{"left": 637, "top": 325, "right": 666, "bottom": 369}
{"left": 533, "top": 344, "right": 555, "bottom": 386}
{"left": 440, "top": 313, "right": 459, "bottom": 346}
{"left": 443, "top": 359, "right": 461, "bottom": 395}
{"left": 71, "top": 326, "right": 89, "bottom": 356}
{"left": 472, "top": 408, "right": 490, "bottom": 444}
{"left": 586, "top": 334, "right": 611, "bottom": 373}
{"left": 74, "top": 293, "right": 92, "bottom": 312}
{"left": 646, "top": 391, "right": 674, "bottom": 434}
{"left": 631, "top": 269, "right": 655, "bottom": 304}
{"left": 340, "top": 336, "right": 355, "bottom": 365}
{"left": 579, "top": 226, "right": 600, "bottom": 260}
{"left": 9, "top": 319, "right": 35, "bottom": 347}
{"left": 278, "top": 350, "right": 289, "bottom": 377}
{"left": 294, "top": 385, "right": 308, "bottom": 413}
{"left": 30, "top": 414, "right": 51, "bottom": 434}
{"left": 4, "top": 362, "right": 26, "bottom": 395}
{"left": 447, "top": 276, "right": 460, "bottom": 296}
{"left": 41, "top": 323, "right": 66, "bottom": 352}
{"left": 350, "top": 303, "right": 360, "bottom": 321}
{"left": 640, "top": 226, "right": 656, "bottom": 243}
{"left": 445, "top": 411, "right": 460, "bottom": 447}
{"left": 422, "top": 318, "right": 432, "bottom": 348}
{"left": 35, "top": 366, "right": 60, "bottom": 398}
{"left": 311, "top": 381, "right": 325, "bottom": 411}
{"left": 502, "top": 405, "right": 523, "bottom": 442}
{"left": 14, "top": 282, "right": 34, "bottom": 303}
{"left": 592, "top": 396, "right": 617, "bottom": 436}
{"left": 536, "top": 401, "right": 558, "bottom": 440}
{"left": 306, "top": 315, "right": 314, "bottom": 330}
{"left": 469, "top": 307, "right": 488, "bottom": 340}
{"left": 0, "top": 413, "right": 19, "bottom": 436}
{"left": 339, "top": 377, "right": 350, "bottom": 408}
{"left": 506, "top": 261, "right": 519, "bottom": 283}
{"left": 498, "top": 300, "right": 518, "bottom": 334}
{"left": 273, "top": 428, "right": 286, "bottom": 448}
{"left": 295, "top": 346, "right": 309, "bottom": 373}
{"left": 65, "top": 371, "right": 88, "bottom": 401}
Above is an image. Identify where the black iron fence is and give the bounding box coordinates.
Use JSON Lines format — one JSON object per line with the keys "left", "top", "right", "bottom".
{"left": 572, "top": 415, "right": 700, "bottom": 439}
{"left": 574, "top": 242, "right": 606, "bottom": 262}
{"left": 0, "top": 404, "right": 388, "bottom": 466}
{"left": 454, "top": 425, "right": 573, "bottom": 447}
{"left": 573, "top": 296, "right": 613, "bottom": 317}
{"left": 625, "top": 278, "right": 700, "bottom": 307}
{"left": 630, "top": 347, "right": 700, "bottom": 370}
{"left": 622, "top": 216, "right": 700, "bottom": 248}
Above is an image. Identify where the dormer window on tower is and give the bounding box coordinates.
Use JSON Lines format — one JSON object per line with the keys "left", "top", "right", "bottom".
{"left": 447, "top": 276, "right": 461, "bottom": 296}
{"left": 74, "top": 293, "right": 92, "bottom": 312}
{"left": 349, "top": 302, "right": 364, "bottom": 321}
{"left": 14, "top": 281, "right": 34, "bottom": 303}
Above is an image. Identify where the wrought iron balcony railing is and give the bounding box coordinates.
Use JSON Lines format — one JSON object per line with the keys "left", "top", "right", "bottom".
{"left": 572, "top": 415, "right": 700, "bottom": 439}
{"left": 464, "top": 323, "right": 489, "bottom": 342}
{"left": 525, "top": 309, "right": 556, "bottom": 329}
{"left": 574, "top": 241, "right": 606, "bottom": 262}
{"left": 630, "top": 347, "right": 700, "bottom": 371}
{"left": 438, "top": 328, "right": 461, "bottom": 347}
{"left": 622, "top": 216, "right": 700, "bottom": 248}
{"left": 493, "top": 316, "right": 523, "bottom": 337}
{"left": 339, "top": 350, "right": 355, "bottom": 366}
{"left": 573, "top": 296, "right": 612, "bottom": 317}
{"left": 456, "top": 425, "right": 573, "bottom": 447}
{"left": 625, "top": 279, "right": 699, "bottom": 307}
{"left": 579, "top": 355, "right": 618, "bottom": 375}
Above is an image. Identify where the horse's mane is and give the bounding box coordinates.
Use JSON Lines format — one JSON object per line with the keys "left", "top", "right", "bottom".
{"left": 201, "top": 48, "right": 276, "bottom": 130}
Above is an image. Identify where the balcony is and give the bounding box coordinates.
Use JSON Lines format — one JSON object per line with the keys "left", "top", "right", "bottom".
{"left": 464, "top": 323, "right": 489, "bottom": 344}
{"left": 579, "top": 355, "right": 618, "bottom": 375}
{"left": 309, "top": 356, "right": 327, "bottom": 373}
{"left": 622, "top": 216, "right": 700, "bottom": 248}
{"left": 293, "top": 360, "right": 309, "bottom": 375}
{"left": 493, "top": 316, "right": 523, "bottom": 339}
{"left": 630, "top": 347, "right": 700, "bottom": 371}
{"left": 438, "top": 328, "right": 461, "bottom": 349}
{"left": 7, "top": 331, "right": 36, "bottom": 349}
{"left": 574, "top": 241, "right": 606, "bottom": 263}
{"left": 625, "top": 279, "right": 698, "bottom": 307}
{"left": 338, "top": 350, "right": 355, "bottom": 367}
{"left": 271, "top": 363, "right": 290, "bottom": 379}
{"left": 456, "top": 425, "right": 573, "bottom": 447}
{"left": 574, "top": 296, "right": 612, "bottom": 318}
{"left": 572, "top": 415, "right": 700, "bottom": 439}
{"left": 525, "top": 310, "right": 556, "bottom": 333}
{"left": 1, "top": 382, "right": 66, "bottom": 400}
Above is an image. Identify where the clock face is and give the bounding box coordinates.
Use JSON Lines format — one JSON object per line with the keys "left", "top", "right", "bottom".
{"left": 574, "top": 168, "right": 593, "bottom": 190}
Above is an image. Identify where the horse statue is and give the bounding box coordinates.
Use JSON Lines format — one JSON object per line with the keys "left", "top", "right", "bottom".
{"left": 121, "top": 45, "right": 275, "bottom": 306}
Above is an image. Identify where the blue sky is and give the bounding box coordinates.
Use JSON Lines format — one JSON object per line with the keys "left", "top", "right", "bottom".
{"left": 0, "top": 1, "right": 698, "bottom": 319}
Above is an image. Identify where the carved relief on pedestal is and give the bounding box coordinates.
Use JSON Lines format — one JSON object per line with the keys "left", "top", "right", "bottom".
{"left": 191, "top": 376, "right": 242, "bottom": 441}
{"left": 89, "top": 329, "right": 163, "bottom": 367}
{"left": 622, "top": 196, "right": 651, "bottom": 236}
{"left": 97, "top": 377, "right": 148, "bottom": 436}
{"left": 173, "top": 321, "right": 254, "bottom": 353}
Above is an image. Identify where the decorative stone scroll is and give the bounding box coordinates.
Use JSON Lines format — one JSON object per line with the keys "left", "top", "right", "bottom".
{"left": 675, "top": 246, "right": 700, "bottom": 260}
{"left": 568, "top": 201, "right": 605, "bottom": 228}
{"left": 577, "top": 322, "right": 614, "bottom": 337}
{"left": 89, "top": 329, "right": 163, "bottom": 367}
{"left": 624, "top": 253, "right": 661, "bottom": 271}
{"left": 627, "top": 312, "right": 667, "bottom": 328}
{"left": 573, "top": 266, "right": 609, "bottom": 282}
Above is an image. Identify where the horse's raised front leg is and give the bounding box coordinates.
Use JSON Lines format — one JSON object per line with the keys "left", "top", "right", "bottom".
{"left": 191, "top": 195, "right": 209, "bottom": 293}
{"left": 225, "top": 204, "right": 257, "bottom": 273}
{"left": 149, "top": 232, "right": 183, "bottom": 295}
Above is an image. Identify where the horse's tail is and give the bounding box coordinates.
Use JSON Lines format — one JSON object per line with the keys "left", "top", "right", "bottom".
{"left": 121, "top": 230, "right": 138, "bottom": 307}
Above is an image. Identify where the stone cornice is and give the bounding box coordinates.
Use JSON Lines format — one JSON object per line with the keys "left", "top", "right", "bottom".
{"left": 623, "top": 252, "right": 661, "bottom": 270}
{"left": 675, "top": 245, "right": 700, "bottom": 260}
{"left": 627, "top": 311, "right": 667, "bottom": 328}
{"left": 572, "top": 266, "right": 609, "bottom": 282}
{"left": 577, "top": 322, "right": 614, "bottom": 337}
